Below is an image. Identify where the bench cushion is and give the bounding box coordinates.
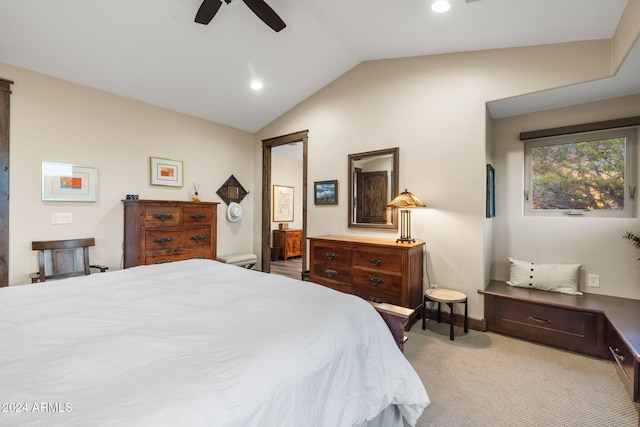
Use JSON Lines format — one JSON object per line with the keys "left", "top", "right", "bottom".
{"left": 217, "top": 253, "right": 257, "bottom": 266}
{"left": 507, "top": 257, "right": 582, "bottom": 295}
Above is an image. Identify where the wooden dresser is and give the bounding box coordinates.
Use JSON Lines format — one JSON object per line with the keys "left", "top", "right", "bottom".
{"left": 273, "top": 229, "right": 302, "bottom": 260}
{"left": 308, "top": 235, "right": 424, "bottom": 311}
{"left": 123, "top": 200, "right": 218, "bottom": 268}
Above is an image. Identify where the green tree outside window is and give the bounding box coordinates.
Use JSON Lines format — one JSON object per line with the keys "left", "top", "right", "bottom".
{"left": 531, "top": 137, "right": 625, "bottom": 211}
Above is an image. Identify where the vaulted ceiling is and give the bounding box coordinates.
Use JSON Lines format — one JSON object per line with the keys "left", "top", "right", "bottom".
{"left": 0, "top": 0, "right": 636, "bottom": 132}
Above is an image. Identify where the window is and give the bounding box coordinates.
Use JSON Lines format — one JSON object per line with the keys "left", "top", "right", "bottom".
{"left": 524, "top": 128, "right": 637, "bottom": 217}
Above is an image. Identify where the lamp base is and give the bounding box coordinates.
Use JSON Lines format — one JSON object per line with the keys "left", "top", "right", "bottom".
{"left": 397, "top": 209, "right": 415, "bottom": 243}
{"left": 396, "top": 237, "right": 416, "bottom": 244}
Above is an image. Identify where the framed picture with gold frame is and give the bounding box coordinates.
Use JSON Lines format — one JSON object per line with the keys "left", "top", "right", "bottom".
{"left": 150, "top": 157, "right": 183, "bottom": 187}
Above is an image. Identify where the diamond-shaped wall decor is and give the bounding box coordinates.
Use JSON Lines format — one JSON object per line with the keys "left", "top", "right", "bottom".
{"left": 216, "top": 175, "right": 249, "bottom": 205}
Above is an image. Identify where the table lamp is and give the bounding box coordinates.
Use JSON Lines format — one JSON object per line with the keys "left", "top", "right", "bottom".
{"left": 386, "top": 189, "right": 426, "bottom": 243}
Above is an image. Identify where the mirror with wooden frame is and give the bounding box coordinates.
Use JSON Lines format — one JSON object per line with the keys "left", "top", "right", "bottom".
{"left": 348, "top": 147, "right": 399, "bottom": 230}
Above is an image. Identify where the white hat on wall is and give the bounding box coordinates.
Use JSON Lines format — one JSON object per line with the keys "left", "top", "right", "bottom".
{"left": 227, "top": 202, "right": 243, "bottom": 222}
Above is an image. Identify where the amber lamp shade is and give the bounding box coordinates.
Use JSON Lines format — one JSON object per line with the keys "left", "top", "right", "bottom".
{"left": 386, "top": 189, "right": 426, "bottom": 243}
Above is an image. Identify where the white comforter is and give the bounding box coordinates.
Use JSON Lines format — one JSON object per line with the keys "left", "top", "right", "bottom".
{"left": 0, "top": 259, "right": 428, "bottom": 426}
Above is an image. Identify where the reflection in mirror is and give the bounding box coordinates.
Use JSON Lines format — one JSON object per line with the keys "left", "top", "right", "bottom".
{"left": 348, "top": 147, "right": 399, "bottom": 230}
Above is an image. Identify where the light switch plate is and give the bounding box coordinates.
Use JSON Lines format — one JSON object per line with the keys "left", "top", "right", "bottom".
{"left": 52, "top": 212, "right": 72, "bottom": 224}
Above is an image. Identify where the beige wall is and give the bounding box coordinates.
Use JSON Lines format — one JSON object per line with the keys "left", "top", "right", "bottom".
{"left": 254, "top": 40, "right": 619, "bottom": 320}
{"left": 612, "top": 0, "right": 640, "bottom": 73}
{"left": 491, "top": 94, "right": 640, "bottom": 300}
{"left": 1, "top": 62, "right": 255, "bottom": 285}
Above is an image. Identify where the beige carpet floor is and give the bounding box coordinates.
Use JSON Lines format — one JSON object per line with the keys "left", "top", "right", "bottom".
{"left": 403, "top": 321, "right": 640, "bottom": 427}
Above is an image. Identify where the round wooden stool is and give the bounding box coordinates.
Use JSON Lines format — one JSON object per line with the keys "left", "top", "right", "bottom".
{"left": 422, "top": 288, "right": 468, "bottom": 340}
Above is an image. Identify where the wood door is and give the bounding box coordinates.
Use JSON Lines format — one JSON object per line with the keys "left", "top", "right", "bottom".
{"left": 356, "top": 171, "right": 388, "bottom": 224}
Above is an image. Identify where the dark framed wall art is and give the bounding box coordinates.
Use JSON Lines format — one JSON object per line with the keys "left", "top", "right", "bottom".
{"left": 486, "top": 164, "right": 495, "bottom": 218}
{"left": 314, "top": 180, "right": 338, "bottom": 205}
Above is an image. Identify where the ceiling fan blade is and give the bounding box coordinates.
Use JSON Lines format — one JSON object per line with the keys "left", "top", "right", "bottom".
{"left": 242, "top": 0, "right": 286, "bottom": 32}
{"left": 195, "top": 0, "right": 223, "bottom": 25}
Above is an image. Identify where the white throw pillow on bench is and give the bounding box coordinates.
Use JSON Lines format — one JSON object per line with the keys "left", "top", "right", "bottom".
{"left": 507, "top": 257, "right": 583, "bottom": 295}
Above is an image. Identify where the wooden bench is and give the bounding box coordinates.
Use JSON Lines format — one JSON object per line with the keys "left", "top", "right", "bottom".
{"left": 479, "top": 280, "right": 640, "bottom": 403}
{"left": 216, "top": 253, "right": 257, "bottom": 269}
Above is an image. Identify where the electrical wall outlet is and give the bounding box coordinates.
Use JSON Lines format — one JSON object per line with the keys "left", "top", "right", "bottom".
{"left": 51, "top": 212, "right": 72, "bottom": 224}
{"left": 588, "top": 274, "right": 600, "bottom": 288}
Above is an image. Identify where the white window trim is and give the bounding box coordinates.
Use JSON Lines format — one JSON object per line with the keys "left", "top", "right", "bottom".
{"left": 524, "top": 127, "right": 638, "bottom": 218}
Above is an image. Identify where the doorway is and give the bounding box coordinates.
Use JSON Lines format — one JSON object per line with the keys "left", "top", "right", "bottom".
{"left": 261, "top": 130, "right": 308, "bottom": 276}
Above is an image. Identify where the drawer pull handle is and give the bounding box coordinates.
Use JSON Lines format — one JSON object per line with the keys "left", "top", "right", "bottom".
{"left": 190, "top": 214, "right": 206, "bottom": 221}
{"left": 370, "top": 297, "right": 384, "bottom": 304}
{"left": 368, "top": 277, "right": 384, "bottom": 285}
{"left": 609, "top": 346, "right": 630, "bottom": 382}
{"left": 154, "top": 237, "right": 173, "bottom": 246}
{"left": 369, "top": 258, "right": 384, "bottom": 266}
{"left": 154, "top": 260, "right": 173, "bottom": 264}
{"left": 153, "top": 213, "right": 174, "bottom": 222}
{"left": 192, "top": 256, "right": 205, "bottom": 259}
{"left": 190, "top": 235, "right": 205, "bottom": 242}
{"left": 611, "top": 347, "right": 626, "bottom": 362}
{"left": 528, "top": 316, "right": 551, "bottom": 324}
{"left": 325, "top": 269, "right": 338, "bottom": 278}
{"left": 325, "top": 252, "right": 338, "bottom": 260}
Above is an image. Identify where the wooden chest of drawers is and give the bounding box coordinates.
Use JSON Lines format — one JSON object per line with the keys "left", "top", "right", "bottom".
{"left": 308, "top": 235, "right": 424, "bottom": 310}
{"left": 272, "top": 229, "right": 302, "bottom": 260}
{"left": 123, "top": 200, "right": 218, "bottom": 268}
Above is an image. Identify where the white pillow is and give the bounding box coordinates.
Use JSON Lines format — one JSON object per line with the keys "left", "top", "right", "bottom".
{"left": 507, "top": 257, "right": 583, "bottom": 295}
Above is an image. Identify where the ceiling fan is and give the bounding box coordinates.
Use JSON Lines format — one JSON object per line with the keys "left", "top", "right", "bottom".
{"left": 195, "top": 0, "right": 286, "bottom": 32}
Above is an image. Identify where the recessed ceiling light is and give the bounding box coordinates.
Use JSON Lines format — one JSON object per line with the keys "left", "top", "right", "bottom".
{"left": 431, "top": 0, "right": 451, "bottom": 13}
{"left": 250, "top": 80, "right": 263, "bottom": 90}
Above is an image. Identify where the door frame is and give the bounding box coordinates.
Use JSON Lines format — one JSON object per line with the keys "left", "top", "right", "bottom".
{"left": 0, "top": 78, "right": 13, "bottom": 287}
{"left": 261, "top": 130, "right": 308, "bottom": 273}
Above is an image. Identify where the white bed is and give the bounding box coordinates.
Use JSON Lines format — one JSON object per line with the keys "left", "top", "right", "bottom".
{"left": 0, "top": 259, "right": 429, "bottom": 426}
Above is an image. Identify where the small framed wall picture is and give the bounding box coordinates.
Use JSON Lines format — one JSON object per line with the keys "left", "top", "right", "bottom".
{"left": 272, "top": 185, "right": 294, "bottom": 222}
{"left": 150, "top": 157, "right": 183, "bottom": 187}
{"left": 42, "top": 162, "right": 98, "bottom": 202}
{"left": 486, "top": 164, "right": 495, "bottom": 218}
{"left": 314, "top": 180, "right": 338, "bottom": 205}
